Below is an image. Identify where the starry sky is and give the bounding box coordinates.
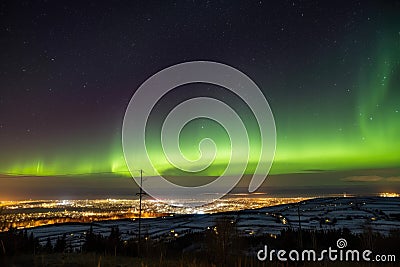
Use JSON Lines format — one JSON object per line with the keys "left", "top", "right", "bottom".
{"left": 0, "top": 1, "right": 399, "bottom": 198}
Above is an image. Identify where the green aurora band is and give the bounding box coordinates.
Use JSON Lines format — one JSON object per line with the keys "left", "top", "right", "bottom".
{"left": 2, "top": 32, "right": 400, "bottom": 178}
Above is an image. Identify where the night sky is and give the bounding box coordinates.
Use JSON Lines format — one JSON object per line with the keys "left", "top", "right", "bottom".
{"left": 0, "top": 1, "right": 399, "bottom": 199}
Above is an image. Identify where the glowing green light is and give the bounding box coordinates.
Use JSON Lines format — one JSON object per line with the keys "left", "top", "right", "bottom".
{"left": 1, "top": 30, "right": 399, "bottom": 178}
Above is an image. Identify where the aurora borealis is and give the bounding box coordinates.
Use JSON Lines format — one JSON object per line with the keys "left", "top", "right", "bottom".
{"left": 0, "top": 1, "right": 399, "bottom": 195}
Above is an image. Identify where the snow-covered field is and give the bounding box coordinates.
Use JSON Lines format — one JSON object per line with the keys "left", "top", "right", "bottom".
{"left": 27, "top": 196, "right": 400, "bottom": 249}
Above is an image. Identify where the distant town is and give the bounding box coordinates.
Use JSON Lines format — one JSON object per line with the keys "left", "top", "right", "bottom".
{"left": 0, "top": 196, "right": 309, "bottom": 231}
{"left": 1, "top": 193, "right": 399, "bottom": 232}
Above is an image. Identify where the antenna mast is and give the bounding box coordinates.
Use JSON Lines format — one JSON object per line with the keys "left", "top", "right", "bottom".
{"left": 136, "top": 169, "right": 145, "bottom": 257}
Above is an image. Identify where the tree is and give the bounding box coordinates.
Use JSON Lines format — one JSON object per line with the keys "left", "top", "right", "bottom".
{"left": 108, "top": 226, "right": 121, "bottom": 256}
{"left": 206, "top": 216, "right": 238, "bottom": 265}
{"left": 44, "top": 237, "right": 53, "bottom": 253}
{"left": 54, "top": 234, "right": 66, "bottom": 253}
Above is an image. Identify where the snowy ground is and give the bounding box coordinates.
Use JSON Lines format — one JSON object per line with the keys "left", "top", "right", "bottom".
{"left": 27, "top": 196, "right": 400, "bottom": 250}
